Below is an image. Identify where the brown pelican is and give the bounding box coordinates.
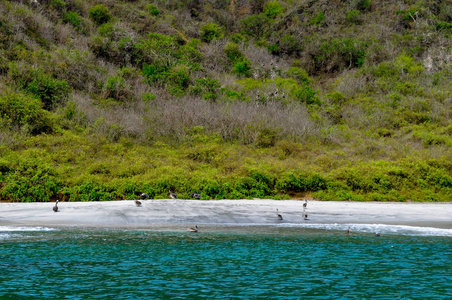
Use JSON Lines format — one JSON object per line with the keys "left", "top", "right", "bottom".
{"left": 276, "top": 209, "right": 283, "bottom": 220}
{"left": 140, "top": 193, "right": 149, "bottom": 200}
{"left": 135, "top": 200, "right": 142, "bottom": 207}
{"left": 190, "top": 193, "right": 201, "bottom": 199}
{"left": 187, "top": 225, "right": 199, "bottom": 232}
{"left": 303, "top": 200, "right": 307, "bottom": 209}
{"left": 169, "top": 191, "right": 177, "bottom": 199}
{"left": 53, "top": 200, "right": 59, "bottom": 212}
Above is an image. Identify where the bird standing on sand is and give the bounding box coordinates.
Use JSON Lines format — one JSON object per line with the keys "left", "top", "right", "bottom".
{"left": 135, "top": 200, "right": 142, "bottom": 207}
{"left": 140, "top": 193, "right": 149, "bottom": 200}
{"left": 169, "top": 191, "right": 178, "bottom": 199}
{"left": 303, "top": 200, "right": 308, "bottom": 209}
{"left": 53, "top": 200, "right": 59, "bottom": 212}
{"left": 187, "top": 225, "right": 199, "bottom": 232}
{"left": 302, "top": 209, "right": 308, "bottom": 220}
{"left": 276, "top": 209, "right": 283, "bottom": 220}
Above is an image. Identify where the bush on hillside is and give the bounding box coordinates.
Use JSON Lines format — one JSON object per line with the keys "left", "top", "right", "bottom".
{"left": 89, "top": 4, "right": 111, "bottom": 25}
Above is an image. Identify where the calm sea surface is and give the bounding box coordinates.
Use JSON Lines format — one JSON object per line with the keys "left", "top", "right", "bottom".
{"left": 1, "top": 225, "right": 451, "bottom": 299}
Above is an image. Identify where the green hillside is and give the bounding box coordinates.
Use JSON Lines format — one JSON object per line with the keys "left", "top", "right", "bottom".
{"left": 0, "top": 0, "right": 451, "bottom": 202}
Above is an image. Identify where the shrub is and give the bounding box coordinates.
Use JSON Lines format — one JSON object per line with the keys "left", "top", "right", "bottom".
{"left": 308, "top": 12, "right": 325, "bottom": 26}
{"left": 278, "top": 34, "right": 300, "bottom": 55}
{"left": 233, "top": 59, "right": 252, "bottom": 77}
{"left": 346, "top": 10, "right": 361, "bottom": 23}
{"left": 89, "top": 4, "right": 111, "bottom": 25}
{"left": 224, "top": 42, "right": 244, "bottom": 62}
{"left": 147, "top": 4, "right": 160, "bottom": 16}
{"left": 293, "top": 85, "right": 320, "bottom": 105}
{"left": 263, "top": 1, "right": 284, "bottom": 19}
{"left": 1, "top": 155, "right": 61, "bottom": 202}
{"left": 50, "top": 0, "right": 66, "bottom": 11}
{"left": 191, "top": 77, "right": 220, "bottom": 100}
{"left": 0, "top": 89, "right": 54, "bottom": 134}
{"left": 63, "top": 11, "right": 85, "bottom": 33}
{"left": 9, "top": 64, "right": 71, "bottom": 110}
{"left": 241, "top": 14, "right": 269, "bottom": 39}
{"left": 286, "top": 67, "right": 310, "bottom": 84}
{"left": 200, "top": 23, "right": 224, "bottom": 43}
{"left": 25, "top": 74, "right": 71, "bottom": 110}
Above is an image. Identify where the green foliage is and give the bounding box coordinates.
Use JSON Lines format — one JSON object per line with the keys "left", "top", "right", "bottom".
{"left": 394, "top": 54, "right": 424, "bottom": 77}
{"left": 263, "top": 1, "right": 284, "bottom": 19}
{"left": 200, "top": 23, "right": 224, "bottom": 43}
{"left": 276, "top": 172, "right": 328, "bottom": 192}
{"left": 346, "top": 10, "right": 361, "bottom": 23}
{"left": 147, "top": 4, "right": 160, "bottom": 16}
{"left": 230, "top": 33, "right": 246, "bottom": 43}
{"left": 279, "top": 34, "right": 300, "bottom": 55}
{"left": 316, "top": 38, "right": 367, "bottom": 69}
{"left": 89, "top": 4, "right": 112, "bottom": 25}
{"left": 224, "top": 42, "right": 244, "bottom": 62}
{"left": 50, "top": 0, "right": 66, "bottom": 11}
{"left": 138, "top": 34, "right": 202, "bottom": 95}
{"left": 0, "top": 0, "right": 451, "bottom": 203}
{"left": 191, "top": 77, "right": 220, "bottom": 100}
{"left": 0, "top": 89, "right": 54, "bottom": 134}
{"left": 9, "top": 64, "right": 71, "bottom": 110}
{"left": 308, "top": 12, "right": 325, "bottom": 26}
{"left": 293, "top": 85, "right": 319, "bottom": 105}
{"left": 63, "top": 12, "right": 85, "bottom": 33}
{"left": 233, "top": 59, "right": 252, "bottom": 77}
{"left": 241, "top": 14, "right": 269, "bottom": 39}
{"left": 286, "top": 67, "right": 310, "bottom": 84}
{"left": 1, "top": 154, "right": 61, "bottom": 202}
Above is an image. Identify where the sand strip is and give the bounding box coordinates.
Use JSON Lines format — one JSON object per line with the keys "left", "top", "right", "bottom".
{"left": 1, "top": 200, "right": 451, "bottom": 229}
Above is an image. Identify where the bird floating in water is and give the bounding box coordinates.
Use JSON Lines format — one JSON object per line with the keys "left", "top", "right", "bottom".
{"left": 302, "top": 209, "right": 308, "bottom": 220}
{"left": 135, "top": 200, "right": 142, "bottom": 207}
{"left": 346, "top": 227, "right": 351, "bottom": 235}
{"left": 187, "top": 225, "right": 199, "bottom": 232}
{"left": 169, "top": 191, "right": 178, "bottom": 199}
{"left": 53, "top": 200, "right": 59, "bottom": 212}
{"left": 190, "top": 193, "right": 201, "bottom": 199}
{"left": 303, "top": 200, "right": 307, "bottom": 209}
{"left": 140, "top": 193, "right": 149, "bottom": 200}
{"left": 375, "top": 233, "right": 381, "bottom": 237}
{"left": 276, "top": 209, "right": 283, "bottom": 220}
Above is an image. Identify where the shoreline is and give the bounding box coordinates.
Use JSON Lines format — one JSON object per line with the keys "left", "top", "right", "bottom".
{"left": 1, "top": 199, "right": 451, "bottom": 229}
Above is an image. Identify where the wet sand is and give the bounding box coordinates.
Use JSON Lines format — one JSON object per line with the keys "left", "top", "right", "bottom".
{"left": 1, "top": 199, "right": 451, "bottom": 229}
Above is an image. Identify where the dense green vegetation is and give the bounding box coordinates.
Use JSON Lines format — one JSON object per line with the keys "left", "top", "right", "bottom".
{"left": 0, "top": 0, "right": 451, "bottom": 202}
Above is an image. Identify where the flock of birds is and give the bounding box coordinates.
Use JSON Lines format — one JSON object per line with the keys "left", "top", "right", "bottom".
{"left": 51, "top": 196, "right": 380, "bottom": 236}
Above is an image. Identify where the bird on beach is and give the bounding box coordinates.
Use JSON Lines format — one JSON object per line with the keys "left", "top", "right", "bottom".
{"left": 302, "top": 209, "right": 308, "bottom": 220}
{"left": 169, "top": 191, "right": 178, "bottom": 199}
{"left": 346, "top": 227, "right": 351, "bottom": 235}
{"left": 53, "top": 200, "right": 59, "bottom": 212}
{"left": 375, "top": 233, "right": 381, "bottom": 237}
{"left": 190, "top": 193, "right": 201, "bottom": 199}
{"left": 135, "top": 200, "right": 142, "bottom": 207}
{"left": 187, "top": 225, "right": 199, "bottom": 232}
{"left": 303, "top": 200, "right": 308, "bottom": 209}
{"left": 140, "top": 193, "right": 149, "bottom": 200}
{"left": 276, "top": 209, "right": 283, "bottom": 220}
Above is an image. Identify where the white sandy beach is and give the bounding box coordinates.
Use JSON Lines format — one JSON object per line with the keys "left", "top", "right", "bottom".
{"left": 1, "top": 199, "right": 451, "bottom": 229}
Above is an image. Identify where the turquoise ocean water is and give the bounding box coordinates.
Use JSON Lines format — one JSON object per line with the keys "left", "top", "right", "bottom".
{"left": 1, "top": 224, "right": 451, "bottom": 299}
